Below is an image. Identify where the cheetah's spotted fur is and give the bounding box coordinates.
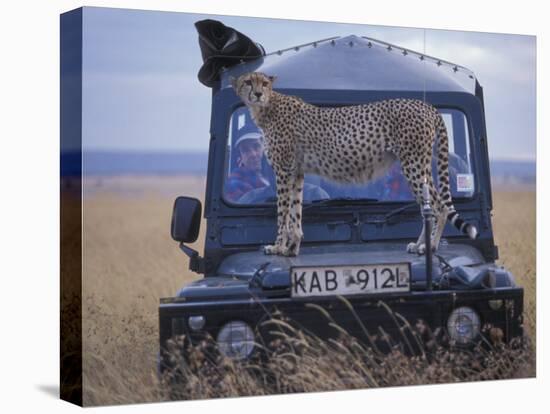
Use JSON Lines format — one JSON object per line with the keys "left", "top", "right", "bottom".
{"left": 231, "top": 72, "right": 478, "bottom": 256}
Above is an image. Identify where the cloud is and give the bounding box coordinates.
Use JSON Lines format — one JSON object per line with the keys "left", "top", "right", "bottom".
{"left": 80, "top": 8, "right": 536, "bottom": 160}
{"left": 82, "top": 71, "right": 212, "bottom": 151}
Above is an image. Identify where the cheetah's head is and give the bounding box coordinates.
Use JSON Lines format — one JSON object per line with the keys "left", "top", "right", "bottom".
{"left": 230, "top": 72, "right": 276, "bottom": 108}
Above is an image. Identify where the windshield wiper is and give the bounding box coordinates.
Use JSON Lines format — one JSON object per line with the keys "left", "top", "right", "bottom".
{"left": 304, "top": 197, "right": 379, "bottom": 211}
{"left": 366, "top": 202, "right": 419, "bottom": 225}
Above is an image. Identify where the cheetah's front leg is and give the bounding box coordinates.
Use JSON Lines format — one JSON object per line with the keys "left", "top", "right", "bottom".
{"left": 264, "top": 170, "right": 292, "bottom": 256}
{"left": 285, "top": 172, "right": 305, "bottom": 256}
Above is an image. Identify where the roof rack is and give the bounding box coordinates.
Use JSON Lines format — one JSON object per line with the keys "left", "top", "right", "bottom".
{"left": 266, "top": 36, "right": 340, "bottom": 57}
{"left": 361, "top": 36, "right": 474, "bottom": 77}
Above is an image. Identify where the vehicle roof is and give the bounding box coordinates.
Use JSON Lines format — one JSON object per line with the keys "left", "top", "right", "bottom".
{"left": 220, "top": 35, "right": 477, "bottom": 94}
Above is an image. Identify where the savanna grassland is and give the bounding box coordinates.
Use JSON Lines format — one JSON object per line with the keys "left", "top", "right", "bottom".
{"left": 77, "top": 176, "right": 536, "bottom": 406}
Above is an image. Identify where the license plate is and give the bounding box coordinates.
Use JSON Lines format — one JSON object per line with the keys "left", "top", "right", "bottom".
{"left": 290, "top": 263, "right": 411, "bottom": 298}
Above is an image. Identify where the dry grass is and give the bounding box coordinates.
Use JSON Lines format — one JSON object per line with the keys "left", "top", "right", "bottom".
{"left": 492, "top": 190, "right": 536, "bottom": 339}
{"left": 78, "top": 177, "right": 536, "bottom": 406}
{"left": 81, "top": 176, "right": 205, "bottom": 405}
{"left": 160, "top": 313, "right": 533, "bottom": 402}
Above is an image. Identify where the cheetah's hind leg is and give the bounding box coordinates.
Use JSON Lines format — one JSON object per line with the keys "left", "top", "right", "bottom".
{"left": 407, "top": 222, "right": 425, "bottom": 254}
{"left": 407, "top": 204, "right": 426, "bottom": 254}
{"left": 407, "top": 206, "right": 447, "bottom": 254}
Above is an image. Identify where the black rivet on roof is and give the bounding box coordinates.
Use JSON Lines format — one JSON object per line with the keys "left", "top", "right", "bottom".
{"left": 313, "top": 42, "right": 318, "bottom": 48}
{"left": 468, "top": 74, "right": 474, "bottom": 79}
{"left": 419, "top": 55, "right": 424, "bottom": 61}
{"left": 294, "top": 46, "right": 300, "bottom": 51}
{"left": 436, "top": 60, "right": 442, "bottom": 66}
{"left": 349, "top": 41, "right": 354, "bottom": 47}
{"left": 277, "top": 50, "right": 282, "bottom": 55}
{"left": 402, "top": 50, "right": 408, "bottom": 56}
{"left": 331, "top": 40, "right": 336, "bottom": 46}
{"left": 367, "top": 42, "right": 372, "bottom": 48}
{"left": 387, "top": 45, "right": 392, "bottom": 51}
{"left": 453, "top": 66, "right": 458, "bottom": 72}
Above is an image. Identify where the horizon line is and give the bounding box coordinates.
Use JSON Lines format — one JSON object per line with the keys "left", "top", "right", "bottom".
{"left": 66, "top": 149, "right": 537, "bottom": 163}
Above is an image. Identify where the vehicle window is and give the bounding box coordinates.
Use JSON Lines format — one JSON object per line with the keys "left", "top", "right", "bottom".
{"left": 223, "top": 106, "right": 475, "bottom": 205}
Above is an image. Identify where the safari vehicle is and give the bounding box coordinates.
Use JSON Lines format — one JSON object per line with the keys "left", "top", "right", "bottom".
{"left": 159, "top": 21, "right": 523, "bottom": 369}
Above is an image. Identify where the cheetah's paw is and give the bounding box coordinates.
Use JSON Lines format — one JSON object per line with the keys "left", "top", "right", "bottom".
{"left": 407, "top": 242, "right": 437, "bottom": 255}
{"left": 407, "top": 242, "right": 419, "bottom": 254}
{"left": 263, "top": 244, "right": 282, "bottom": 255}
{"left": 282, "top": 242, "right": 300, "bottom": 257}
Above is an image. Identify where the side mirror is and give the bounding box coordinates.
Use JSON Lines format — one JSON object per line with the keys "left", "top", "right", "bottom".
{"left": 171, "top": 197, "right": 202, "bottom": 243}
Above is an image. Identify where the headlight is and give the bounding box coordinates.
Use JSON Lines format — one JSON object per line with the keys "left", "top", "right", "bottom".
{"left": 447, "top": 306, "right": 481, "bottom": 345}
{"left": 216, "top": 320, "right": 255, "bottom": 360}
{"left": 188, "top": 315, "right": 206, "bottom": 331}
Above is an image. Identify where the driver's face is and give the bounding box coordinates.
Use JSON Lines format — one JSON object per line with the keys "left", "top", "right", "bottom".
{"left": 238, "top": 140, "right": 264, "bottom": 171}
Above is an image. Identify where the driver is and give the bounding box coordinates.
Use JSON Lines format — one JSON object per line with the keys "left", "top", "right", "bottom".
{"left": 224, "top": 132, "right": 270, "bottom": 202}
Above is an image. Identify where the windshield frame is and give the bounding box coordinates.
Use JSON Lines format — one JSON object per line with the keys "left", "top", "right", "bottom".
{"left": 220, "top": 101, "right": 478, "bottom": 209}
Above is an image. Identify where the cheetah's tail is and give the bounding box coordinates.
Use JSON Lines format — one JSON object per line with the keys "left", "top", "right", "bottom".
{"left": 447, "top": 211, "right": 478, "bottom": 239}
{"left": 435, "top": 113, "right": 478, "bottom": 240}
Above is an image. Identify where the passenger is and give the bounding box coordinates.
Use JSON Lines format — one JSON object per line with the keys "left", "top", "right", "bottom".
{"left": 377, "top": 161, "right": 413, "bottom": 201}
{"left": 224, "top": 132, "right": 270, "bottom": 202}
{"left": 376, "top": 154, "right": 471, "bottom": 201}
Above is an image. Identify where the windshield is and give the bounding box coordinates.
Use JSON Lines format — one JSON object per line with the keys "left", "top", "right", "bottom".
{"left": 223, "top": 105, "right": 475, "bottom": 205}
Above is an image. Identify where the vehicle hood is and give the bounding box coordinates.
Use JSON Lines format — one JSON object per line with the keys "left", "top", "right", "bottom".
{"left": 217, "top": 242, "right": 485, "bottom": 289}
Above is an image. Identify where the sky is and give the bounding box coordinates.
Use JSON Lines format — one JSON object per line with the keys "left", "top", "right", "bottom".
{"left": 80, "top": 6, "right": 536, "bottom": 161}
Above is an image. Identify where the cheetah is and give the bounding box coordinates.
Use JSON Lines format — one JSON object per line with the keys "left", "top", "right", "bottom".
{"left": 230, "top": 71, "right": 478, "bottom": 257}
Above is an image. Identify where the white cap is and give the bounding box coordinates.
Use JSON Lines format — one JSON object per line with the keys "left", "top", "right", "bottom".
{"left": 235, "top": 132, "right": 262, "bottom": 148}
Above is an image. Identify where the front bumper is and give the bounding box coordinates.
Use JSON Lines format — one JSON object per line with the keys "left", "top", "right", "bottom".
{"left": 159, "top": 287, "right": 523, "bottom": 372}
